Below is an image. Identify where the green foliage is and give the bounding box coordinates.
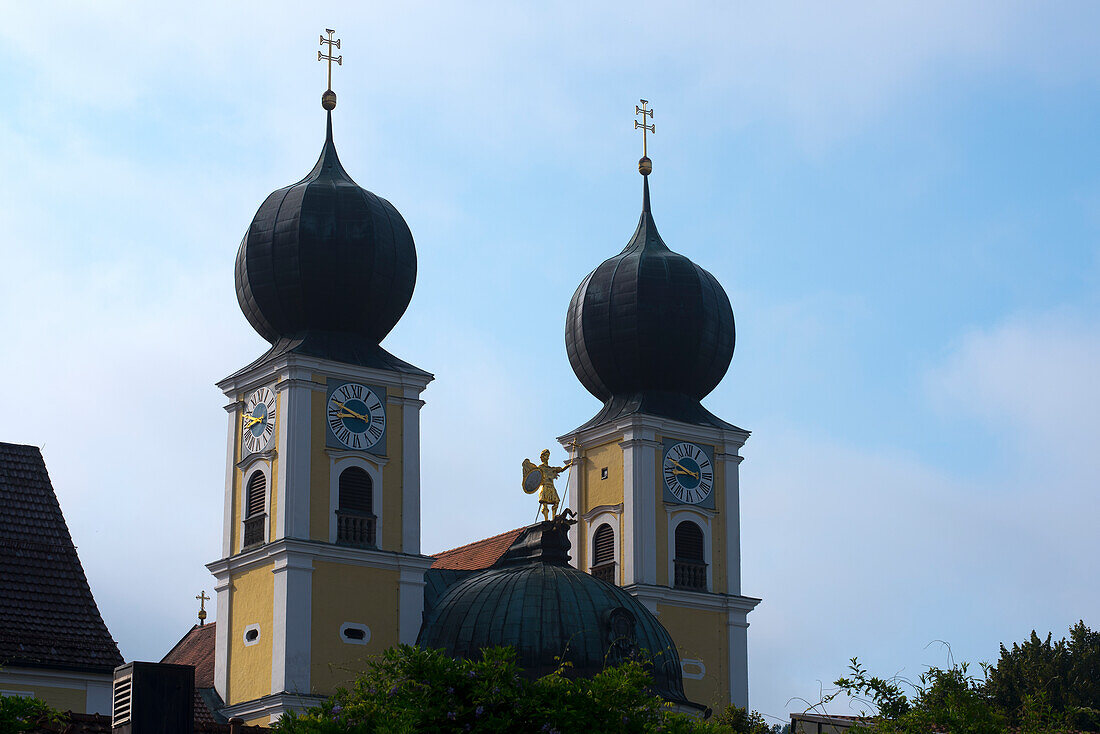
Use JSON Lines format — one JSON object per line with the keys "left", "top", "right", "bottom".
{"left": 822, "top": 621, "right": 1100, "bottom": 733}
{"left": 0, "top": 693, "right": 66, "bottom": 732}
{"left": 713, "top": 705, "right": 777, "bottom": 734}
{"left": 831, "top": 658, "right": 1004, "bottom": 734}
{"left": 985, "top": 620, "right": 1100, "bottom": 730}
{"left": 273, "top": 645, "right": 745, "bottom": 734}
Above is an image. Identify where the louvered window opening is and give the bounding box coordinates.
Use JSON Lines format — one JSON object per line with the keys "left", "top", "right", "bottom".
{"left": 243, "top": 471, "right": 267, "bottom": 549}
{"left": 337, "top": 467, "right": 376, "bottom": 547}
{"left": 674, "top": 521, "right": 707, "bottom": 591}
{"left": 112, "top": 674, "right": 132, "bottom": 726}
{"left": 590, "top": 523, "right": 616, "bottom": 584}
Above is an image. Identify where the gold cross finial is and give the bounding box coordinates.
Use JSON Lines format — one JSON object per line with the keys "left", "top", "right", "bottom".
{"left": 318, "top": 29, "right": 342, "bottom": 110}
{"left": 634, "top": 99, "right": 655, "bottom": 175}
{"left": 196, "top": 590, "right": 209, "bottom": 626}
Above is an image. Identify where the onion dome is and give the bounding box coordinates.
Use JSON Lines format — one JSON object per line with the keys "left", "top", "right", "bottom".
{"left": 564, "top": 176, "right": 736, "bottom": 429}
{"left": 417, "top": 520, "right": 707, "bottom": 714}
{"left": 234, "top": 112, "right": 416, "bottom": 351}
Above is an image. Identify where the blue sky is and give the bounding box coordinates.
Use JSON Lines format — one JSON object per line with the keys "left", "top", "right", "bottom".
{"left": 1, "top": 2, "right": 1098, "bottom": 725}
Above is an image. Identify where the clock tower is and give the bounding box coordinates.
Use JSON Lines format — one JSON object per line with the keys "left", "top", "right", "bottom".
{"left": 558, "top": 115, "right": 760, "bottom": 710}
{"left": 206, "top": 66, "right": 434, "bottom": 724}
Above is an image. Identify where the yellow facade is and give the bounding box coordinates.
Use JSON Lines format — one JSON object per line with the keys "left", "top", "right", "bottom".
{"left": 227, "top": 562, "right": 275, "bottom": 705}
{"left": 657, "top": 603, "right": 730, "bottom": 710}
{"left": 0, "top": 682, "right": 86, "bottom": 714}
{"left": 310, "top": 561, "right": 400, "bottom": 693}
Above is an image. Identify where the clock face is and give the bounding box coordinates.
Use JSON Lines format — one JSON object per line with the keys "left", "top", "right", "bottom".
{"left": 242, "top": 387, "right": 276, "bottom": 454}
{"left": 327, "top": 383, "right": 386, "bottom": 450}
{"left": 662, "top": 442, "right": 714, "bottom": 504}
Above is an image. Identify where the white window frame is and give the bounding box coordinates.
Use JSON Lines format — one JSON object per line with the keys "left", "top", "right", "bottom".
{"left": 339, "top": 622, "right": 371, "bottom": 646}
{"left": 329, "top": 454, "right": 385, "bottom": 546}
{"left": 242, "top": 624, "right": 261, "bottom": 646}
{"left": 239, "top": 460, "right": 272, "bottom": 552}
{"left": 587, "top": 513, "right": 620, "bottom": 572}
{"left": 667, "top": 508, "right": 713, "bottom": 592}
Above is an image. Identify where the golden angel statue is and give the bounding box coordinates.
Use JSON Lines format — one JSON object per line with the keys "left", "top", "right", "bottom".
{"left": 522, "top": 449, "right": 574, "bottom": 521}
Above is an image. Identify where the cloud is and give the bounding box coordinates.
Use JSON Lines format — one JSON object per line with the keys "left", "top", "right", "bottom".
{"left": 743, "top": 311, "right": 1100, "bottom": 720}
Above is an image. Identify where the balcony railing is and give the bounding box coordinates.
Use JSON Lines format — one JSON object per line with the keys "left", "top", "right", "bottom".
{"left": 673, "top": 560, "right": 707, "bottom": 591}
{"left": 590, "top": 562, "right": 616, "bottom": 585}
{"left": 336, "top": 510, "right": 376, "bottom": 548}
{"left": 243, "top": 514, "right": 266, "bottom": 549}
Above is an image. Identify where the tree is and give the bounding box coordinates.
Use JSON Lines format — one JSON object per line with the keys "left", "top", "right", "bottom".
{"left": 274, "top": 645, "right": 741, "bottom": 733}
{"left": 985, "top": 620, "right": 1100, "bottom": 731}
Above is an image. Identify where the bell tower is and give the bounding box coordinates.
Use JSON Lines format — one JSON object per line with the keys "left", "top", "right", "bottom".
{"left": 206, "top": 35, "right": 434, "bottom": 725}
{"left": 558, "top": 102, "right": 760, "bottom": 710}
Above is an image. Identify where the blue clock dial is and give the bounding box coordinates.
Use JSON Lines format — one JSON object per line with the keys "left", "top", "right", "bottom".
{"left": 662, "top": 442, "right": 714, "bottom": 504}
{"left": 327, "top": 383, "right": 386, "bottom": 450}
{"left": 242, "top": 386, "right": 276, "bottom": 454}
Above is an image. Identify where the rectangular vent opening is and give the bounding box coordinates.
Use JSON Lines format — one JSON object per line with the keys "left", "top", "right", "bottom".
{"left": 112, "top": 674, "right": 132, "bottom": 726}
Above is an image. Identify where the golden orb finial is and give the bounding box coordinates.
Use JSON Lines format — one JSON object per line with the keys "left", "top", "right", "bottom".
{"left": 634, "top": 99, "right": 655, "bottom": 175}
{"left": 318, "top": 29, "right": 342, "bottom": 110}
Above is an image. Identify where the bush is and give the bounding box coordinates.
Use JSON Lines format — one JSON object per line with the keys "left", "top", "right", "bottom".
{"left": 0, "top": 693, "right": 66, "bottom": 733}
{"left": 273, "top": 645, "right": 751, "bottom": 734}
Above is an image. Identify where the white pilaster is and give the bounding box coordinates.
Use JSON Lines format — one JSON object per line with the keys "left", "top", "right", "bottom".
{"left": 620, "top": 429, "right": 658, "bottom": 585}
{"left": 274, "top": 375, "right": 313, "bottom": 540}
{"left": 398, "top": 563, "right": 427, "bottom": 644}
{"left": 222, "top": 402, "right": 241, "bottom": 557}
{"left": 212, "top": 573, "right": 231, "bottom": 700}
{"left": 399, "top": 390, "right": 425, "bottom": 554}
{"left": 718, "top": 449, "right": 744, "bottom": 595}
{"left": 271, "top": 553, "right": 313, "bottom": 695}
{"left": 728, "top": 611, "right": 750, "bottom": 708}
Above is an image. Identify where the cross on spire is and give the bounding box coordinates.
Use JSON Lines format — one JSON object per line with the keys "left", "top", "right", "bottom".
{"left": 318, "top": 29, "right": 342, "bottom": 110}
{"left": 196, "top": 590, "right": 209, "bottom": 626}
{"left": 634, "top": 99, "right": 655, "bottom": 157}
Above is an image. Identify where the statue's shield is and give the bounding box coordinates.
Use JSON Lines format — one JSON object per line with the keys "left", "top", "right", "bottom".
{"left": 522, "top": 468, "right": 541, "bottom": 494}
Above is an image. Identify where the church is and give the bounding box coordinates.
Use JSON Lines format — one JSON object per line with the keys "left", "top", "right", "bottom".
{"left": 162, "top": 33, "right": 761, "bottom": 726}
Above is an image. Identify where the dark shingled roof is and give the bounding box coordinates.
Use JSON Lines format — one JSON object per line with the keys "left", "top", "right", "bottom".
{"left": 0, "top": 442, "right": 123, "bottom": 674}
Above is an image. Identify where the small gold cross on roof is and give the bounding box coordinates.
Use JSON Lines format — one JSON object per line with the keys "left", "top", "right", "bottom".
{"left": 196, "top": 590, "right": 209, "bottom": 625}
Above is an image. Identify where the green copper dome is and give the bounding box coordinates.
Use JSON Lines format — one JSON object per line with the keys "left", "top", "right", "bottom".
{"left": 417, "top": 520, "right": 705, "bottom": 713}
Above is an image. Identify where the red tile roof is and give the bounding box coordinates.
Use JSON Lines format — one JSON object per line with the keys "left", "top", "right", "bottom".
{"left": 161, "top": 622, "right": 216, "bottom": 688}
{"left": 430, "top": 527, "right": 524, "bottom": 570}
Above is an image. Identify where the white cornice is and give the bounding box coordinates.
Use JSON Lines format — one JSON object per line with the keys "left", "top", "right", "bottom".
{"left": 625, "top": 583, "right": 761, "bottom": 614}
{"left": 207, "top": 537, "right": 436, "bottom": 578}
{"left": 217, "top": 351, "right": 434, "bottom": 396}
{"left": 560, "top": 412, "right": 751, "bottom": 451}
{"left": 219, "top": 691, "right": 326, "bottom": 723}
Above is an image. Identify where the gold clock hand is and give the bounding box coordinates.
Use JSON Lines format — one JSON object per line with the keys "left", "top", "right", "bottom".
{"left": 243, "top": 414, "right": 263, "bottom": 428}
{"left": 668, "top": 458, "right": 700, "bottom": 479}
{"left": 333, "top": 401, "right": 370, "bottom": 422}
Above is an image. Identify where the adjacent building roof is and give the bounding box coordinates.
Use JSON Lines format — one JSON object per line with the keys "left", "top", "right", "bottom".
{"left": 429, "top": 527, "right": 524, "bottom": 570}
{"left": 161, "top": 623, "right": 224, "bottom": 725}
{"left": 0, "top": 442, "right": 123, "bottom": 674}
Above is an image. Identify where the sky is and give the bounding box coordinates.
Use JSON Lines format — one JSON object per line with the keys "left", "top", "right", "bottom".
{"left": 1, "top": 1, "right": 1098, "bottom": 725}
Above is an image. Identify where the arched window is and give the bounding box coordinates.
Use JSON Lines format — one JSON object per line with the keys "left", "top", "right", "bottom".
{"left": 673, "top": 520, "right": 706, "bottom": 591}
{"left": 336, "top": 467, "right": 375, "bottom": 547}
{"left": 590, "top": 523, "right": 616, "bottom": 584}
{"left": 242, "top": 470, "right": 266, "bottom": 548}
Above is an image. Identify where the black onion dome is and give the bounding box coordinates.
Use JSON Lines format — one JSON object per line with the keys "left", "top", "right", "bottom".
{"left": 565, "top": 178, "right": 735, "bottom": 428}
{"left": 235, "top": 112, "right": 416, "bottom": 346}
{"left": 417, "top": 521, "right": 704, "bottom": 713}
